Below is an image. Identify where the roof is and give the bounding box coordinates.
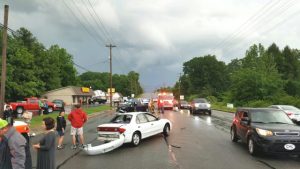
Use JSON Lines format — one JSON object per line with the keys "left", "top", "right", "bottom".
{"left": 43, "top": 86, "right": 94, "bottom": 96}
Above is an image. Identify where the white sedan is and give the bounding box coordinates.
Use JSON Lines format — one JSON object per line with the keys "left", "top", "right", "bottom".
{"left": 83, "top": 112, "right": 171, "bottom": 155}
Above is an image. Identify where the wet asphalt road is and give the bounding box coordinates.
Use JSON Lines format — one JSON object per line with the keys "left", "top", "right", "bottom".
{"left": 30, "top": 110, "right": 300, "bottom": 169}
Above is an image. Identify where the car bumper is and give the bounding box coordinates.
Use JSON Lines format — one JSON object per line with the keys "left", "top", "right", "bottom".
{"left": 253, "top": 135, "right": 300, "bottom": 154}
{"left": 84, "top": 135, "right": 125, "bottom": 155}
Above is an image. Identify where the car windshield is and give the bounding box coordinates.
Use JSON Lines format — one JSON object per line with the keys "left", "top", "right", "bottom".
{"left": 110, "top": 114, "right": 133, "bottom": 124}
{"left": 194, "top": 99, "right": 208, "bottom": 103}
{"left": 251, "top": 109, "right": 294, "bottom": 124}
{"left": 181, "top": 101, "right": 188, "bottom": 104}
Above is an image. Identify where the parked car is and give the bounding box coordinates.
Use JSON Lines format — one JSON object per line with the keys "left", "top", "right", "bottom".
{"left": 179, "top": 100, "right": 191, "bottom": 109}
{"left": 52, "top": 99, "right": 65, "bottom": 111}
{"left": 97, "top": 112, "right": 171, "bottom": 146}
{"left": 190, "top": 98, "right": 211, "bottom": 115}
{"left": 231, "top": 107, "right": 300, "bottom": 156}
{"left": 10, "top": 97, "right": 55, "bottom": 116}
{"left": 140, "top": 98, "right": 150, "bottom": 106}
{"left": 269, "top": 105, "right": 300, "bottom": 124}
{"left": 117, "top": 99, "right": 148, "bottom": 113}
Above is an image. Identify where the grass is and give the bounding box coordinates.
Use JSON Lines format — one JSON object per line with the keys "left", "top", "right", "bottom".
{"left": 212, "top": 103, "right": 236, "bottom": 113}
{"left": 27, "top": 105, "right": 111, "bottom": 128}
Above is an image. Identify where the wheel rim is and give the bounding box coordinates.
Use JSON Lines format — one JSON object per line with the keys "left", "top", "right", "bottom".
{"left": 133, "top": 134, "right": 140, "bottom": 145}
{"left": 17, "top": 108, "right": 23, "bottom": 114}
{"left": 248, "top": 139, "right": 254, "bottom": 154}
{"left": 48, "top": 107, "right": 53, "bottom": 113}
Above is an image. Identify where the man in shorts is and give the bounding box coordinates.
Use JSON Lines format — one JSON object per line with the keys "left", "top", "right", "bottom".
{"left": 67, "top": 104, "right": 87, "bottom": 149}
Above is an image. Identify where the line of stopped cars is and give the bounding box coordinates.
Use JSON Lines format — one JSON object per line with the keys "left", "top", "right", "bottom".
{"left": 83, "top": 112, "right": 172, "bottom": 155}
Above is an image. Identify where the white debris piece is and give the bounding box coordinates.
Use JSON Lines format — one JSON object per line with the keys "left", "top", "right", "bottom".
{"left": 83, "top": 135, "right": 125, "bottom": 155}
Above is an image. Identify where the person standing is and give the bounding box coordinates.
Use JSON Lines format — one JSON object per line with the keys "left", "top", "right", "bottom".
{"left": 0, "top": 118, "right": 31, "bottom": 169}
{"left": 33, "top": 117, "right": 56, "bottom": 169}
{"left": 68, "top": 104, "right": 87, "bottom": 149}
{"left": 3, "top": 105, "right": 13, "bottom": 126}
{"left": 56, "top": 110, "right": 66, "bottom": 150}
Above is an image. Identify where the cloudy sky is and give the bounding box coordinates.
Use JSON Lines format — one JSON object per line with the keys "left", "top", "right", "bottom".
{"left": 1, "top": 0, "right": 300, "bottom": 92}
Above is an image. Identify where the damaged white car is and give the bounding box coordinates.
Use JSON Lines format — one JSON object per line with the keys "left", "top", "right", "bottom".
{"left": 83, "top": 112, "right": 172, "bottom": 155}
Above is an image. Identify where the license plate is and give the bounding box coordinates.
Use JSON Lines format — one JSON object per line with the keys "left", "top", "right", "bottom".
{"left": 98, "top": 134, "right": 119, "bottom": 138}
{"left": 284, "top": 144, "right": 296, "bottom": 150}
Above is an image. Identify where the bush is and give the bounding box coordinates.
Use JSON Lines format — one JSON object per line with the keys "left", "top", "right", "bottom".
{"left": 245, "top": 100, "right": 272, "bottom": 107}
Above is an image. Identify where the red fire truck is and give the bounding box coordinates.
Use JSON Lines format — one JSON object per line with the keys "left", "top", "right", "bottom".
{"left": 157, "top": 92, "right": 175, "bottom": 109}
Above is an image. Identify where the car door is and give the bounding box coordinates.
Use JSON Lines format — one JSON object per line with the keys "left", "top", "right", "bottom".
{"left": 239, "top": 111, "right": 250, "bottom": 142}
{"left": 144, "top": 113, "right": 161, "bottom": 135}
{"left": 136, "top": 114, "right": 152, "bottom": 138}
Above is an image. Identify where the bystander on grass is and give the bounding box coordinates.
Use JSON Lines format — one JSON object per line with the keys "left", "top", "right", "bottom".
{"left": 27, "top": 105, "right": 111, "bottom": 128}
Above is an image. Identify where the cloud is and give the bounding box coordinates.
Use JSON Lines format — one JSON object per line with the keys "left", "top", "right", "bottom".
{"left": 2, "top": 0, "right": 300, "bottom": 92}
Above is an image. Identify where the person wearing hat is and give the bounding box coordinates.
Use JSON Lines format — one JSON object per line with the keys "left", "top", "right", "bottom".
{"left": 0, "top": 118, "right": 28, "bottom": 169}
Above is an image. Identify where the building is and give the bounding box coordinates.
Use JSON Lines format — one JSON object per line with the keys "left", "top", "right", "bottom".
{"left": 42, "top": 86, "right": 94, "bottom": 105}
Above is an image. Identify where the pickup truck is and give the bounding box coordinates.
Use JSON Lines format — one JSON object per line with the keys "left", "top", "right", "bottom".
{"left": 10, "top": 97, "right": 55, "bottom": 115}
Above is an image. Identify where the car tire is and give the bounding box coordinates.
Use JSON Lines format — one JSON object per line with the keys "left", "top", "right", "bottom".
{"left": 131, "top": 132, "right": 141, "bottom": 146}
{"left": 248, "top": 136, "right": 259, "bottom": 156}
{"left": 230, "top": 127, "right": 238, "bottom": 142}
{"left": 208, "top": 110, "right": 212, "bottom": 116}
{"left": 163, "top": 124, "right": 170, "bottom": 137}
{"left": 16, "top": 107, "right": 24, "bottom": 114}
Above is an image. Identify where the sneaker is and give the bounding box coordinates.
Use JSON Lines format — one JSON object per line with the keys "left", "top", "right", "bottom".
{"left": 71, "top": 145, "right": 77, "bottom": 149}
{"left": 57, "top": 145, "right": 64, "bottom": 150}
{"left": 78, "top": 144, "right": 86, "bottom": 149}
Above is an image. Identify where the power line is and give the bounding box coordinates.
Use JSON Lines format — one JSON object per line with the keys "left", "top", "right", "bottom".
{"left": 69, "top": 0, "right": 107, "bottom": 44}
{"left": 61, "top": 0, "right": 104, "bottom": 46}
{"left": 224, "top": 0, "right": 298, "bottom": 55}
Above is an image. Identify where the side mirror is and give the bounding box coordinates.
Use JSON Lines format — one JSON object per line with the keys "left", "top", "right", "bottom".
{"left": 156, "top": 117, "right": 160, "bottom": 120}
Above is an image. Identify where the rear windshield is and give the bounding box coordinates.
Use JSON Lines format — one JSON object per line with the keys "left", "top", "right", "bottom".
{"left": 110, "top": 114, "right": 133, "bottom": 124}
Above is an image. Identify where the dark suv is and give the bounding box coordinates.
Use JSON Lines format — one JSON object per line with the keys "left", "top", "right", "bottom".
{"left": 231, "top": 108, "right": 300, "bottom": 156}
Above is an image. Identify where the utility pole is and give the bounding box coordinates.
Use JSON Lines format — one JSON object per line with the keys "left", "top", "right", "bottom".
{"left": 0, "top": 5, "right": 9, "bottom": 117}
{"left": 106, "top": 44, "right": 116, "bottom": 109}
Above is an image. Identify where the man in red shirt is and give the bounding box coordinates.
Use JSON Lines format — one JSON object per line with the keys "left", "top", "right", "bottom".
{"left": 68, "top": 104, "right": 87, "bottom": 149}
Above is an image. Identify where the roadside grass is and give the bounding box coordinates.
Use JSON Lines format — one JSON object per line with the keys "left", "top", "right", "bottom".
{"left": 212, "top": 103, "right": 236, "bottom": 113}
{"left": 27, "top": 105, "right": 111, "bottom": 128}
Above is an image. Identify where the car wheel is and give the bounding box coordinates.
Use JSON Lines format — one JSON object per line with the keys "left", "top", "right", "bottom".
{"left": 16, "top": 107, "right": 24, "bottom": 114}
{"left": 230, "top": 127, "right": 238, "bottom": 142}
{"left": 248, "top": 136, "right": 259, "bottom": 156}
{"left": 48, "top": 107, "right": 53, "bottom": 113}
{"left": 163, "top": 124, "right": 170, "bottom": 137}
{"left": 131, "top": 132, "right": 141, "bottom": 146}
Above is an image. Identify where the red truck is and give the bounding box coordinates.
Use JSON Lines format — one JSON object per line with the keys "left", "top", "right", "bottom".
{"left": 10, "top": 97, "right": 55, "bottom": 115}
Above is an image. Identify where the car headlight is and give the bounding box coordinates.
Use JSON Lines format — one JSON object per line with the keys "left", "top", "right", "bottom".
{"left": 256, "top": 128, "right": 273, "bottom": 136}
{"left": 207, "top": 104, "right": 211, "bottom": 108}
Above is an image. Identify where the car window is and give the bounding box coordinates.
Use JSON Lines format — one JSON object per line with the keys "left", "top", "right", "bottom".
{"left": 110, "top": 114, "right": 132, "bottom": 124}
{"left": 136, "top": 114, "right": 148, "bottom": 124}
{"left": 145, "top": 113, "right": 157, "bottom": 122}
{"left": 251, "top": 110, "right": 293, "bottom": 124}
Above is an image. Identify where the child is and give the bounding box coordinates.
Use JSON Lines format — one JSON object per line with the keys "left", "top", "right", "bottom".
{"left": 56, "top": 110, "right": 66, "bottom": 150}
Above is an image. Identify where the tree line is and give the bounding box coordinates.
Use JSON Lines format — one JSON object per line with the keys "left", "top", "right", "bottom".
{"left": 0, "top": 27, "right": 143, "bottom": 101}
{"left": 174, "top": 43, "right": 300, "bottom": 107}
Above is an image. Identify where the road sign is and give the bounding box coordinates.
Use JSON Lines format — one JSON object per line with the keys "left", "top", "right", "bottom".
{"left": 107, "top": 88, "right": 115, "bottom": 93}
{"left": 180, "top": 95, "right": 184, "bottom": 100}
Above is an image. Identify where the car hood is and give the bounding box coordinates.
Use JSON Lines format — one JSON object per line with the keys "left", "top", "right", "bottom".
{"left": 252, "top": 123, "right": 300, "bottom": 131}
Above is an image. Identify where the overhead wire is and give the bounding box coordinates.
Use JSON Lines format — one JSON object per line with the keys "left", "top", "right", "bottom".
{"left": 69, "top": 0, "right": 107, "bottom": 45}
{"left": 61, "top": 0, "right": 104, "bottom": 46}
{"left": 212, "top": 0, "right": 280, "bottom": 53}
{"left": 224, "top": 0, "right": 298, "bottom": 56}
